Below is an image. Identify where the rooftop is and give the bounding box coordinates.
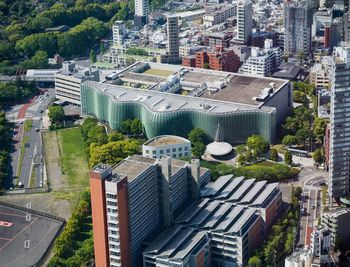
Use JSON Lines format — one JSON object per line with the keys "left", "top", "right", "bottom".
{"left": 144, "top": 135, "right": 190, "bottom": 147}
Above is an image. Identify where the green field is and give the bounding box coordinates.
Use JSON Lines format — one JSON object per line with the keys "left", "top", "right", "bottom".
{"left": 23, "top": 119, "right": 32, "bottom": 132}
{"left": 57, "top": 127, "right": 89, "bottom": 187}
{"left": 143, "top": 68, "right": 174, "bottom": 77}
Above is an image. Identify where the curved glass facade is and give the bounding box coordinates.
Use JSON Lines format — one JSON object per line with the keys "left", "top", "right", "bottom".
{"left": 81, "top": 84, "right": 276, "bottom": 144}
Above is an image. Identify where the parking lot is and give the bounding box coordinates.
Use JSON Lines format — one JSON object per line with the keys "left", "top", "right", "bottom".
{"left": 0, "top": 204, "right": 64, "bottom": 267}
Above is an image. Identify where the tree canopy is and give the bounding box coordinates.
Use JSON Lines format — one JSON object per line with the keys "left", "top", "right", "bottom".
{"left": 48, "top": 106, "right": 65, "bottom": 124}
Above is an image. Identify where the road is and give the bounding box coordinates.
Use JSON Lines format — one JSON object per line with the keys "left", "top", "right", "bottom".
{"left": 6, "top": 89, "right": 55, "bottom": 189}
{"left": 294, "top": 168, "right": 325, "bottom": 248}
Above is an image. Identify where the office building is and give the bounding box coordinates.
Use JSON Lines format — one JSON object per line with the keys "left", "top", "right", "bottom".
{"left": 329, "top": 43, "right": 350, "bottom": 198}
{"left": 112, "top": 21, "right": 125, "bottom": 47}
{"left": 81, "top": 62, "right": 292, "bottom": 145}
{"left": 166, "top": 16, "right": 180, "bottom": 63}
{"left": 344, "top": 9, "right": 350, "bottom": 42}
{"left": 283, "top": 1, "right": 312, "bottom": 54}
{"left": 134, "top": 0, "right": 148, "bottom": 27}
{"left": 235, "top": 0, "right": 253, "bottom": 44}
{"left": 239, "top": 39, "right": 282, "bottom": 77}
{"left": 142, "top": 135, "right": 191, "bottom": 159}
{"left": 204, "top": 32, "right": 233, "bottom": 48}
{"left": 285, "top": 249, "right": 313, "bottom": 267}
{"left": 321, "top": 208, "right": 350, "bottom": 246}
{"left": 54, "top": 61, "right": 99, "bottom": 105}
{"left": 310, "top": 227, "right": 331, "bottom": 257}
{"left": 143, "top": 175, "right": 282, "bottom": 266}
{"left": 90, "top": 155, "right": 211, "bottom": 267}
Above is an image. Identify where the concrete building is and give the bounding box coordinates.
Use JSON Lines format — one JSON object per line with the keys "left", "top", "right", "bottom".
{"left": 90, "top": 155, "right": 211, "bottom": 267}
{"left": 142, "top": 135, "right": 191, "bottom": 159}
{"left": 235, "top": 0, "right": 252, "bottom": 45}
{"left": 309, "top": 57, "right": 332, "bottom": 89}
{"left": 285, "top": 249, "right": 313, "bottom": 267}
{"left": 344, "top": 9, "right": 350, "bottom": 43}
{"left": 203, "top": 4, "right": 236, "bottom": 28}
{"left": 25, "top": 69, "right": 60, "bottom": 83}
{"left": 329, "top": 43, "right": 350, "bottom": 198}
{"left": 239, "top": 39, "right": 282, "bottom": 77}
{"left": 81, "top": 62, "right": 292, "bottom": 145}
{"left": 112, "top": 21, "right": 125, "bottom": 47}
{"left": 283, "top": 1, "right": 312, "bottom": 55}
{"left": 134, "top": 0, "right": 148, "bottom": 27}
{"left": 321, "top": 208, "right": 350, "bottom": 246}
{"left": 143, "top": 175, "right": 282, "bottom": 266}
{"left": 312, "top": 10, "right": 332, "bottom": 38}
{"left": 54, "top": 61, "right": 99, "bottom": 105}
{"left": 166, "top": 16, "right": 180, "bottom": 64}
{"left": 179, "top": 45, "right": 206, "bottom": 58}
{"left": 204, "top": 32, "right": 233, "bottom": 48}
{"left": 310, "top": 227, "right": 331, "bottom": 258}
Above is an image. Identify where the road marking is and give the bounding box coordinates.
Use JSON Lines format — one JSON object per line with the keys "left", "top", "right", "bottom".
{"left": 0, "top": 221, "right": 12, "bottom": 227}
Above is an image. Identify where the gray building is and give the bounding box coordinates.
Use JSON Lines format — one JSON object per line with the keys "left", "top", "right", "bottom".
{"left": 166, "top": 16, "right": 180, "bottom": 64}
{"left": 321, "top": 208, "right": 350, "bottom": 246}
{"left": 283, "top": 1, "right": 312, "bottom": 55}
{"left": 235, "top": 0, "right": 253, "bottom": 45}
{"left": 329, "top": 43, "right": 350, "bottom": 198}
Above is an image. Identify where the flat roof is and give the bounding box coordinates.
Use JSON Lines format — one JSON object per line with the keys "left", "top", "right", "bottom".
{"left": 144, "top": 135, "right": 190, "bottom": 147}
{"left": 199, "top": 74, "right": 286, "bottom": 107}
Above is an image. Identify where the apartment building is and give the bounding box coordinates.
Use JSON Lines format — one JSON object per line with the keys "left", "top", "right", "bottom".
{"left": 203, "top": 4, "right": 236, "bottom": 28}
{"left": 235, "top": 0, "right": 253, "bottom": 45}
{"left": 90, "top": 155, "right": 211, "bottom": 267}
{"left": 239, "top": 39, "right": 282, "bottom": 77}
{"left": 321, "top": 208, "right": 350, "bottom": 246}
{"left": 309, "top": 57, "right": 332, "bottom": 89}
{"left": 134, "top": 0, "right": 148, "bottom": 26}
{"left": 329, "top": 43, "right": 350, "bottom": 198}
{"left": 54, "top": 61, "right": 99, "bottom": 105}
{"left": 112, "top": 21, "right": 125, "bottom": 47}
{"left": 166, "top": 16, "right": 180, "bottom": 63}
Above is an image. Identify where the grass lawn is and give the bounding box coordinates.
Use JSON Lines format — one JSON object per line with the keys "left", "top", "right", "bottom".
{"left": 143, "top": 68, "right": 174, "bottom": 77}
{"left": 23, "top": 119, "right": 32, "bottom": 132}
{"left": 57, "top": 127, "right": 89, "bottom": 187}
{"left": 17, "top": 135, "right": 29, "bottom": 182}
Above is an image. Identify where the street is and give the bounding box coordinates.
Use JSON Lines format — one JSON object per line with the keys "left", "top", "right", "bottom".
{"left": 5, "top": 89, "right": 55, "bottom": 189}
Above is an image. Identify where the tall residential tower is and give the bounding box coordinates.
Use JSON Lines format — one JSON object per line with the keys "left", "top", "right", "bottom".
{"left": 329, "top": 42, "right": 350, "bottom": 199}
{"left": 166, "top": 16, "right": 180, "bottom": 63}
{"left": 134, "top": 0, "right": 148, "bottom": 27}
{"left": 235, "top": 0, "right": 253, "bottom": 44}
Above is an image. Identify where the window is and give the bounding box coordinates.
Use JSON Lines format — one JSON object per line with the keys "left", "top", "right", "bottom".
{"left": 179, "top": 153, "right": 182, "bottom": 157}
{"left": 145, "top": 150, "right": 149, "bottom": 154}
{"left": 173, "top": 154, "right": 176, "bottom": 158}
{"left": 172, "top": 148, "right": 176, "bottom": 152}
{"left": 166, "top": 149, "right": 170, "bottom": 153}
{"left": 184, "top": 146, "right": 188, "bottom": 151}
{"left": 160, "top": 150, "right": 163, "bottom": 154}
{"left": 178, "top": 147, "right": 182, "bottom": 152}
{"left": 152, "top": 150, "right": 156, "bottom": 154}
{"left": 184, "top": 152, "right": 188, "bottom": 157}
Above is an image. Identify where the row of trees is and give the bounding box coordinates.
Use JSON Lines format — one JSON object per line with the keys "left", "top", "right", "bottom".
{"left": 80, "top": 117, "right": 143, "bottom": 167}
{"left": 0, "top": 79, "right": 37, "bottom": 108}
{"left": 0, "top": 112, "right": 12, "bottom": 187}
{"left": 49, "top": 190, "right": 94, "bottom": 266}
{"left": 247, "top": 187, "right": 302, "bottom": 266}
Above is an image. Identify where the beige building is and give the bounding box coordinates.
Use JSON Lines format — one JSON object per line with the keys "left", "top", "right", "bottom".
{"left": 309, "top": 57, "right": 332, "bottom": 89}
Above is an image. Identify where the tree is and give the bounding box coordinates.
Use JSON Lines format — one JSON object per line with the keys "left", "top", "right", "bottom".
{"left": 282, "top": 135, "right": 297, "bottom": 146}
{"left": 203, "top": 63, "right": 210, "bottom": 69}
{"left": 313, "top": 148, "right": 324, "bottom": 165}
{"left": 245, "top": 149, "right": 252, "bottom": 162}
{"left": 188, "top": 128, "right": 207, "bottom": 145}
{"left": 284, "top": 151, "right": 292, "bottom": 165}
{"left": 30, "top": 50, "right": 49, "bottom": 68}
{"left": 120, "top": 119, "right": 132, "bottom": 134}
{"left": 236, "top": 144, "right": 246, "bottom": 155}
{"left": 192, "top": 142, "right": 206, "bottom": 158}
{"left": 100, "top": 42, "right": 106, "bottom": 55}
{"left": 237, "top": 153, "right": 246, "bottom": 166}
{"left": 108, "top": 132, "right": 124, "bottom": 142}
{"left": 270, "top": 148, "right": 278, "bottom": 162}
{"left": 89, "top": 49, "right": 96, "bottom": 63}
{"left": 293, "top": 90, "right": 307, "bottom": 103}
{"left": 313, "top": 117, "right": 327, "bottom": 143}
{"left": 48, "top": 106, "right": 65, "bottom": 124}
{"left": 297, "top": 51, "right": 305, "bottom": 65}
{"left": 246, "top": 135, "right": 270, "bottom": 158}
{"left": 296, "top": 128, "right": 311, "bottom": 146}
{"left": 131, "top": 119, "right": 143, "bottom": 135}
{"left": 248, "top": 256, "right": 261, "bottom": 267}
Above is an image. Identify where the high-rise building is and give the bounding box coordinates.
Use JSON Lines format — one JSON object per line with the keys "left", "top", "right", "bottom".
{"left": 166, "top": 16, "right": 180, "bottom": 64}
{"left": 90, "top": 155, "right": 210, "bottom": 267}
{"left": 321, "top": 208, "right": 350, "bottom": 246}
{"left": 134, "top": 0, "right": 148, "bottom": 27}
{"left": 235, "top": 0, "right": 253, "bottom": 45}
{"left": 112, "top": 21, "right": 125, "bottom": 47}
{"left": 329, "top": 43, "right": 350, "bottom": 198}
{"left": 283, "top": 1, "right": 312, "bottom": 55}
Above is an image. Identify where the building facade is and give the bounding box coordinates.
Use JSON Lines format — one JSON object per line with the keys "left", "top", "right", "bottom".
{"left": 134, "top": 0, "right": 148, "bottom": 26}
{"left": 166, "top": 16, "right": 180, "bottom": 63}
{"left": 54, "top": 61, "right": 99, "bottom": 105}
{"left": 142, "top": 135, "right": 191, "bottom": 159}
{"left": 90, "top": 155, "right": 210, "bottom": 267}
{"left": 203, "top": 4, "right": 236, "bottom": 28}
{"left": 112, "top": 21, "right": 125, "bottom": 47}
{"left": 309, "top": 57, "right": 332, "bottom": 89}
{"left": 321, "top": 208, "right": 350, "bottom": 246}
{"left": 235, "top": 0, "right": 253, "bottom": 44}
{"left": 329, "top": 43, "right": 350, "bottom": 198}
{"left": 283, "top": 1, "right": 312, "bottom": 55}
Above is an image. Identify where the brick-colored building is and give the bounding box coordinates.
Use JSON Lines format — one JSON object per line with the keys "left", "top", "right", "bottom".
{"left": 182, "top": 55, "right": 196, "bottom": 67}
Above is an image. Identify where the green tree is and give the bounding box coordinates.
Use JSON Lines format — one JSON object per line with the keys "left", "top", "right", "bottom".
{"left": 89, "top": 49, "right": 97, "bottom": 63}
{"left": 248, "top": 256, "right": 261, "bottom": 267}
{"left": 293, "top": 90, "right": 307, "bottom": 103}
{"left": 313, "top": 117, "right": 327, "bottom": 143}
{"left": 29, "top": 50, "right": 49, "bottom": 68}
{"left": 270, "top": 148, "right": 278, "bottom": 162}
{"left": 100, "top": 42, "right": 106, "bottom": 55}
{"left": 48, "top": 106, "right": 65, "bottom": 124}
{"left": 296, "top": 128, "right": 310, "bottom": 145}
{"left": 284, "top": 151, "right": 292, "bottom": 165}
{"left": 188, "top": 128, "right": 207, "bottom": 145}
{"left": 192, "top": 142, "right": 206, "bottom": 158}
{"left": 282, "top": 135, "right": 297, "bottom": 146}
{"left": 236, "top": 144, "right": 246, "bottom": 155}
{"left": 237, "top": 153, "right": 246, "bottom": 166}
{"left": 131, "top": 119, "right": 143, "bottom": 135}
{"left": 120, "top": 119, "right": 132, "bottom": 134}
{"left": 246, "top": 135, "right": 270, "bottom": 158}
{"left": 108, "top": 132, "right": 124, "bottom": 142}
{"left": 203, "top": 63, "right": 210, "bottom": 69}
{"left": 313, "top": 148, "right": 324, "bottom": 165}
{"left": 245, "top": 149, "right": 252, "bottom": 162}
